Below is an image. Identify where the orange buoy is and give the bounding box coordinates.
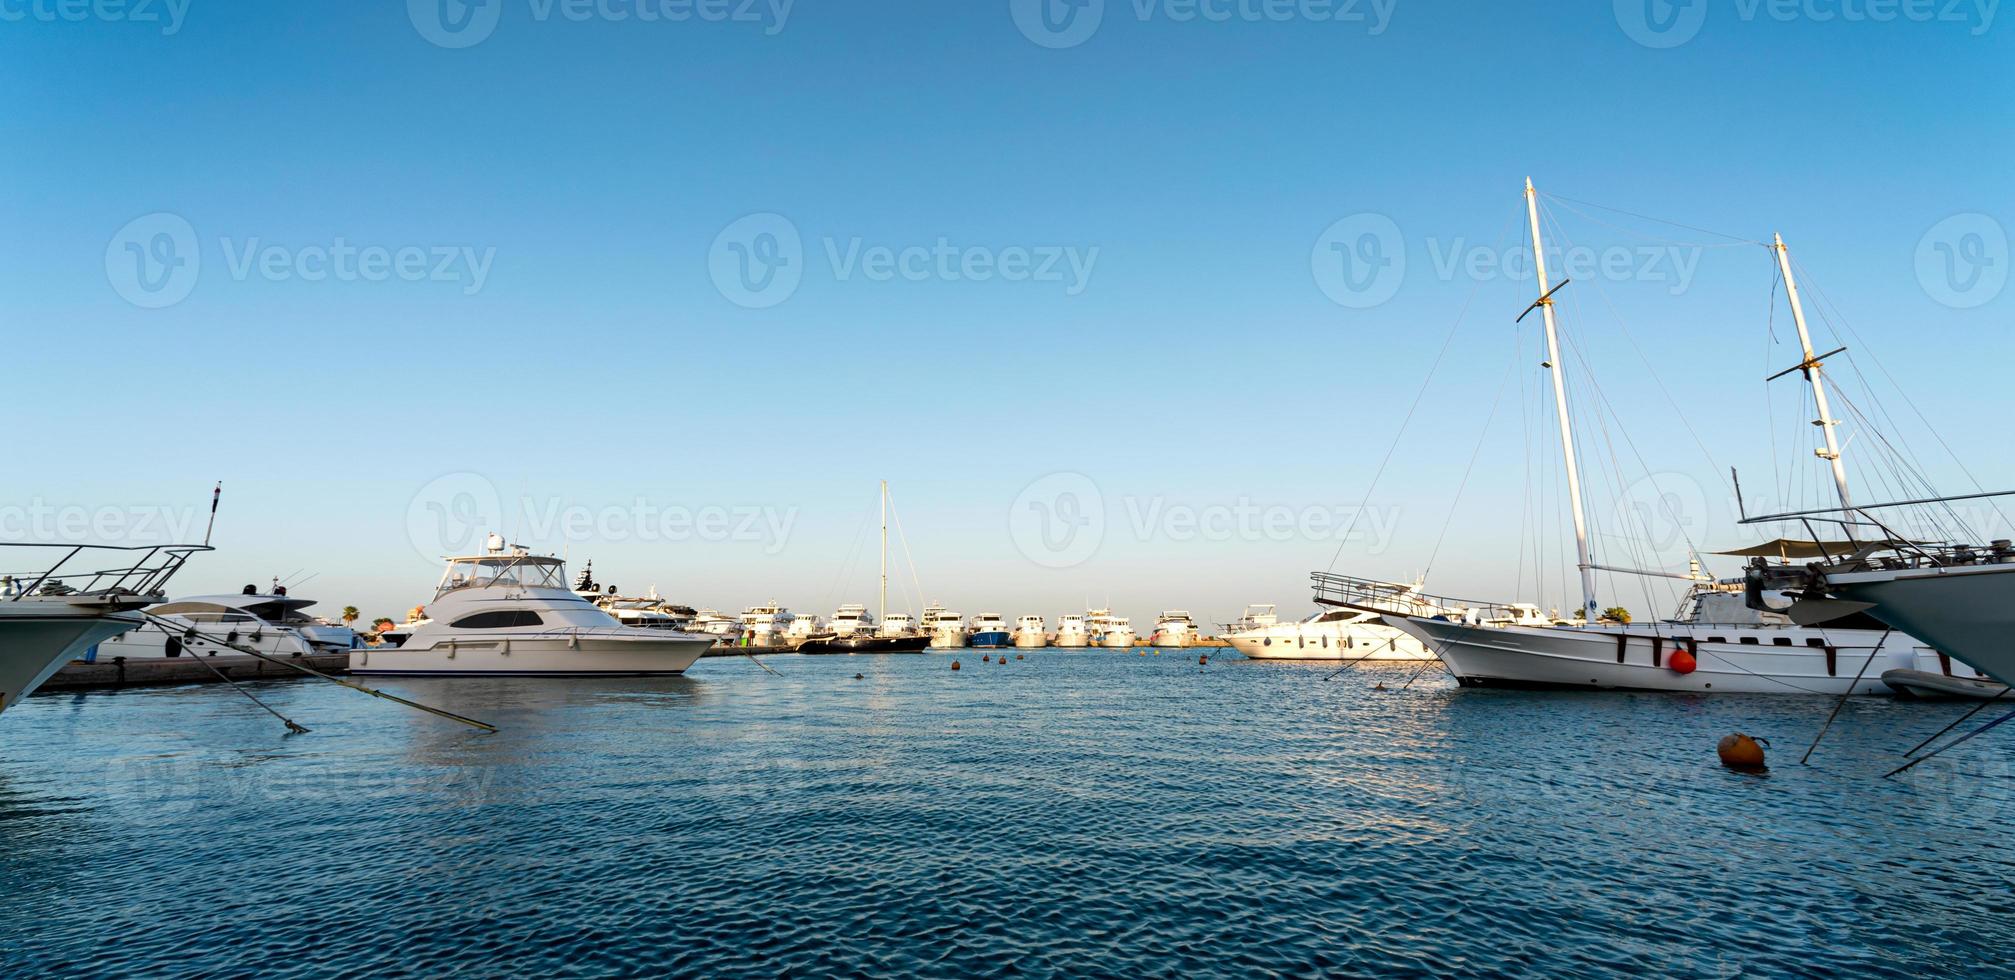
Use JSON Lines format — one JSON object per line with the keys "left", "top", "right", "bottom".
{"left": 1198, "top": 654, "right": 1208, "bottom": 665}
{"left": 982, "top": 654, "right": 991, "bottom": 663}
{"left": 1373, "top": 682, "right": 1387, "bottom": 691}
{"left": 1015, "top": 654, "right": 1024, "bottom": 660}
{"left": 1717, "top": 732, "right": 1768, "bottom": 772}
{"left": 951, "top": 660, "right": 961, "bottom": 671}
{"left": 1669, "top": 648, "right": 1698, "bottom": 675}
{"left": 1139, "top": 651, "right": 1147, "bottom": 657}
{"left": 997, "top": 656, "right": 1006, "bottom": 665}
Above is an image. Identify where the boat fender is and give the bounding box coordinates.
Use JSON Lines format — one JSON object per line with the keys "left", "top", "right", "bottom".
{"left": 1669, "top": 648, "right": 1697, "bottom": 674}
{"left": 1717, "top": 733, "right": 1768, "bottom": 772}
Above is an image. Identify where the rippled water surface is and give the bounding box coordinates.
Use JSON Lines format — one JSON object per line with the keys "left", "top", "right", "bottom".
{"left": 3, "top": 652, "right": 2013, "bottom": 976}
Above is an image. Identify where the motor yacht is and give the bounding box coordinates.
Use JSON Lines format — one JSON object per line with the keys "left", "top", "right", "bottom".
{"left": 929, "top": 611, "right": 966, "bottom": 649}
{"left": 0, "top": 543, "right": 206, "bottom": 717}
{"left": 1088, "top": 609, "right": 1134, "bottom": 648}
{"left": 1148, "top": 611, "right": 1201, "bottom": 648}
{"left": 738, "top": 602, "right": 795, "bottom": 650}
{"left": 1052, "top": 613, "right": 1090, "bottom": 648}
{"left": 877, "top": 613, "right": 917, "bottom": 638}
{"left": 97, "top": 582, "right": 358, "bottom": 660}
{"left": 348, "top": 536, "right": 710, "bottom": 676}
{"left": 1223, "top": 603, "right": 1432, "bottom": 662}
{"left": 829, "top": 603, "right": 875, "bottom": 637}
{"left": 967, "top": 613, "right": 1010, "bottom": 648}
{"left": 1012, "top": 615, "right": 1047, "bottom": 648}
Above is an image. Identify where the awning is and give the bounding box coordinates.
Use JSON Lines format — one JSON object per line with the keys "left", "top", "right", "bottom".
{"left": 1712, "top": 538, "right": 1910, "bottom": 560}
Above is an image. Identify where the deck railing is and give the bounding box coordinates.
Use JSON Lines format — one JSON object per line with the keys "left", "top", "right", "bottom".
{"left": 1, "top": 542, "right": 210, "bottom": 602}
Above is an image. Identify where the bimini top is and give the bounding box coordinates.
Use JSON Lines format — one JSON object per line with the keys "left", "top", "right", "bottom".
{"left": 150, "top": 594, "right": 318, "bottom": 624}
{"left": 436, "top": 543, "right": 568, "bottom": 599}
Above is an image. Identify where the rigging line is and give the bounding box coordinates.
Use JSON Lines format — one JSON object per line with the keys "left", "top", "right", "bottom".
{"left": 1541, "top": 195, "right": 1761, "bottom": 250}
{"left": 1539, "top": 191, "right": 1764, "bottom": 245}
{"left": 1324, "top": 199, "right": 1524, "bottom": 575}
{"left": 1794, "top": 256, "right": 2013, "bottom": 533}
{"left": 886, "top": 490, "right": 928, "bottom": 616}
{"left": 1422, "top": 346, "right": 1520, "bottom": 579}
{"left": 824, "top": 503, "right": 874, "bottom": 608}
{"left": 1831, "top": 384, "right": 1975, "bottom": 540}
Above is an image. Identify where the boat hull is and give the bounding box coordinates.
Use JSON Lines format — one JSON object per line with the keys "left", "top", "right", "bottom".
{"left": 1226, "top": 622, "right": 1432, "bottom": 661}
{"left": 1149, "top": 630, "right": 1196, "bottom": 648}
{"left": 1013, "top": 632, "right": 1048, "bottom": 648}
{"left": 349, "top": 630, "right": 710, "bottom": 676}
{"left": 0, "top": 611, "right": 145, "bottom": 714}
{"left": 1829, "top": 562, "right": 2015, "bottom": 687}
{"left": 1052, "top": 634, "right": 1089, "bottom": 648}
{"left": 1096, "top": 632, "right": 1135, "bottom": 648}
{"left": 1387, "top": 615, "right": 1914, "bottom": 695}
{"left": 968, "top": 630, "right": 1011, "bottom": 649}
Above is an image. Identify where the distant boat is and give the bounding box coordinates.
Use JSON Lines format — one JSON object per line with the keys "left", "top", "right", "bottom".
{"left": 1223, "top": 602, "right": 1432, "bottom": 662}
{"left": 1052, "top": 613, "right": 1090, "bottom": 648}
{"left": 929, "top": 611, "right": 967, "bottom": 649}
{"left": 98, "top": 582, "right": 358, "bottom": 660}
{"left": 1012, "top": 615, "right": 1048, "bottom": 648}
{"left": 738, "top": 602, "right": 796, "bottom": 650}
{"left": 968, "top": 613, "right": 1011, "bottom": 649}
{"left": 1147, "top": 610, "right": 1200, "bottom": 648}
{"left": 1087, "top": 609, "right": 1134, "bottom": 648}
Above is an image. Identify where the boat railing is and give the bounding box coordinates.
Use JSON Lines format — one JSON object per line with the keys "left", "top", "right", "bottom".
{"left": 1310, "top": 571, "right": 1527, "bottom": 622}
{"left": 1737, "top": 490, "right": 2015, "bottom": 571}
{"left": 0, "top": 542, "right": 210, "bottom": 602}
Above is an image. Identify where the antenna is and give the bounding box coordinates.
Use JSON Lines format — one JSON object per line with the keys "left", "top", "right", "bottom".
{"left": 202, "top": 482, "right": 222, "bottom": 546}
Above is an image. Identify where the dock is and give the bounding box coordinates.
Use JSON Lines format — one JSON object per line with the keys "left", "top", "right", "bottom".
{"left": 38, "top": 653, "right": 353, "bottom": 692}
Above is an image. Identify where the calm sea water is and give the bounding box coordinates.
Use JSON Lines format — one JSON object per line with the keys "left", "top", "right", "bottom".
{"left": 2, "top": 652, "right": 2012, "bottom": 977}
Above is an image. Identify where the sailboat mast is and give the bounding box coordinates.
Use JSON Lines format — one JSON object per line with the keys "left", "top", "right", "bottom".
{"left": 1772, "top": 234, "right": 1853, "bottom": 513}
{"left": 1525, "top": 178, "right": 1599, "bottom": 622}
{"left": 879, "top": 480, "right": 888, "bottom": 624}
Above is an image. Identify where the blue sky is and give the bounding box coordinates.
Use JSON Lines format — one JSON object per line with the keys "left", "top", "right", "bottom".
{"left": 4, "top": 1, "right": 2009, "bottom": 626}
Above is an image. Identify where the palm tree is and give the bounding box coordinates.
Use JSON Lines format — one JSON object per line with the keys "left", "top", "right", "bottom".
{"left": 341, "top": 605, "right": 360, "bottom": 626}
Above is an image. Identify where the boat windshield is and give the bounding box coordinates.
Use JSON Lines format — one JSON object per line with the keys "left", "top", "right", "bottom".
{"left": 436, "top": 555, "right": 567, "bottom": 597}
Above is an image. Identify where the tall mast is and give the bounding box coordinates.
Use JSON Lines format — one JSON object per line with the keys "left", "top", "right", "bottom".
{"left": 879, "top": 480, "right": 888, "bottom": 624}
{"left": 1526, "top": 178, "right": 1599, "bottom": 623}
{"left": 1772, "top": 234, "right": 1852, "bottom": 513}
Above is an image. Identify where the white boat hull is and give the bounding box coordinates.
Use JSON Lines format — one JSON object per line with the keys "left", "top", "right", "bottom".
{"left": 1388, "top": 615, "right": 1917, "bottom": 695}
{"left": 350, "top": 629, "right": 709, "bottom": 676}
{"left": 1052, "top": 633, "right": 1089, "bottom": 648}
{"left": 1829, "top": 562, "right": 2015, "bottom": 687}
{"left": 0, "top": 610, "right": 145, "bottom": 713}
{"left": 97, "top": 621, "right": 352, "bottom": 660}
{"left": 1227, "top": 621, "right": 1431, "bottom": 661}
{"left": 930, "top": 630, "right": 967, "bottom": 649}
{"left": 1013, "top": 632, "right": 1047, "bottom": 649}
{"left": 1149, "top": 630, "right": 1196, "bottom": 648}
{"left": 1096, "top": 631, "right": 1135, "bottom": 648}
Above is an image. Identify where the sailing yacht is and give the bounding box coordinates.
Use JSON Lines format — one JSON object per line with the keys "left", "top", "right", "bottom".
{"left": 799, "top": 481, "right": 933, "bottom": 653}
{"left": 1013, "top": 615, "right": 1048, "bottom": 648}
{"left": 1148, "top": 611, "right": 1200, "bottom": 648}
{"left": 1379, "top": 181, "right": 1927, "bottom": 695}
{"left": 98, "top": 583, "right": 359, "bottom": 659}
{"left": 0, "top": 543, "right": 206, "bottom": 717}
{"left": 349, "top": 535, "right": 710, "bottom": 676}
{"left": 1052, "top": 613, "right": 1090, "bottom": 648}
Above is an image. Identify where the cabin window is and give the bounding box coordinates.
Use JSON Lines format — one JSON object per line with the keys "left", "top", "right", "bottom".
{"left": 1806, "top": 638, "right": 1827, "bottom": 648}
{"left": 1739, "top": 637, "right": 1760, "bottom": 646}
{"left": 450, "top": 610, "right": 545, "bottom": 629}
{"left": 1708, "top": 637, "right": 1726, "bottom": 644}
{"left": 1773, "top": 638, "right": 1793, "bottom": 647}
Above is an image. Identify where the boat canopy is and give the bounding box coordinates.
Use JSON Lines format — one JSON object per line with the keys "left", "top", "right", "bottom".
{"left": 150, "top": 594, "right": 317, "bottom": 623}
{"left": 1712, "top": 538, "right": 1915, "bottom": 560}
{"left": 437, "top": 552, "right": 568, "bottom": 597}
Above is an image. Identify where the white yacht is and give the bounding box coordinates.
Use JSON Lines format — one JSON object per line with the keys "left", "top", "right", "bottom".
{"left": 686, "top": 608, "right": 741, "bottom": 642}
{"left": 0, "top": 543, "right": 206, "bottom": 717}
{"left": 1052, "top": 613, "right": 1090, "bottom": 648}
{"left": 929, "top": 610, "right": 966, "bottom": 649}
{"left": 1013, "top": 615, "right": 1047, "bottom": 648}
{"left": 829, "top": 603, "right": 875, "bottom": 637}
{"left": 877, "top": 612, "right": 917, "bottom": 638}
{"left": 1088, "top": 609, "right": 1135, "bottom": 648}
{"left": 738, "top": 602, "right": 795, "bottom": 649}
{"left": 1224, "top": 605, "right": 1434, "bottom": 662}
{"left": 1148, "top": 611, "right": 1201, "bottom": 648}
{"left": 599, "top": 590, "right": 698, "bottom": 631}
{"left": 350, "top": 536, "right": 710, "bottom": 676}
{"left": 785, "top": 613, "right": 830, "bottom": 648}
{"left": 97, "top": 583, "right": 358, "bottom": 660}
